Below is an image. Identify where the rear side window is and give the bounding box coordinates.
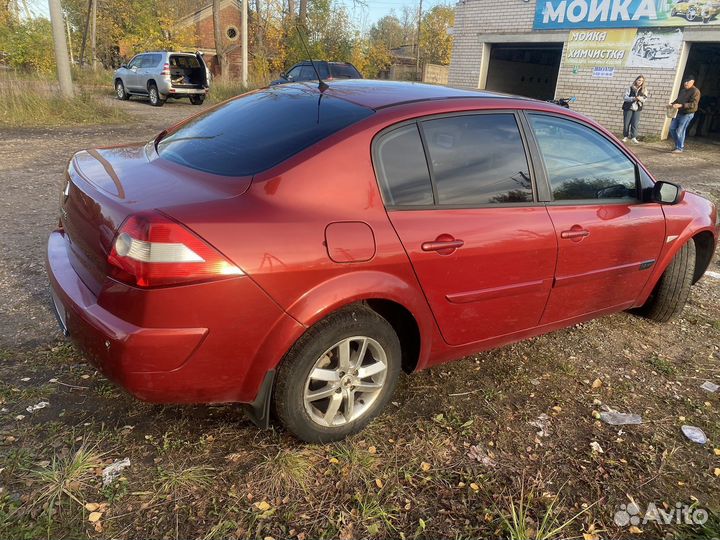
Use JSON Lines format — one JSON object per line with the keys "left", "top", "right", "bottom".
{"left": 422, "top": 114, "right": 533, "bottom": 205}
{"left": 375, "top": 125, "right": 433, "bottom": 206}
{"left": 529, "top": 114, "right": 638, "bottom": 201}
{"left": 157, "top": 86, "right": 373, "bottom": 176}
{"left": 141, "top": 54, "right": 161, "bottom": 68}
{"left": 330, "top": 64, "right": 361, "bottom": 78}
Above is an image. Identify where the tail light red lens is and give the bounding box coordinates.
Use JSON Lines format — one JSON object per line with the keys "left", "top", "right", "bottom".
{"left": 161, "top": 63, "right": 170, "bottom": 77}
{"left": 107, "top": 211, "right": 243, "bottom": 288}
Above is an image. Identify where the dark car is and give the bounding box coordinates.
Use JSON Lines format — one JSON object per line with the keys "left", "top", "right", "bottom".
{"left": 47, "top": 80, "right": 718, "bottom": 443}
{"left": 270, "top": 61, "right": 362, "bottom": 85}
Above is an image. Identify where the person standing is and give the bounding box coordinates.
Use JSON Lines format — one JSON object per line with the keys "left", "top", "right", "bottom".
{"left": 622, "top": 75, "right": 648, "bottom": 144}
{"left": 669, "top": 75, "right": 701, "bottom": 153}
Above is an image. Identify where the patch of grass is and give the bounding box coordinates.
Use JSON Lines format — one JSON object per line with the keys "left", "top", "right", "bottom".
{"left": 250, "top": 448, "right": 315, "bottom": 499}
{"left": 352, "top": 492, "right": 397, "bottom": 536}
{"left": 500, "top": 482, "right": 595, "bottom": 540}
{"left": 207, "top": 79, "right": 259, "bottom": 104}
{"left": 0, "top": 73, "right": 128, "bottom": 127}
{"left": 646, "top": 354, "right": 676, "bottom": 376}
{"left": 29, "top": 442, "right": 103, "bottom": 521}
{"left": 156, "top": 464, "right": 215, "bottom": 498}
{"left": 330, "top": 441, "right": 378, "bottom": 484}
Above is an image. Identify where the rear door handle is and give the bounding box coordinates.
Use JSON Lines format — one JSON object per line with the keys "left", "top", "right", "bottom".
{"left": 560, "top": 228, "right": 590, "bottom": 240}
{"left": 421, "top": 238, "right": 464, "bottom": 253}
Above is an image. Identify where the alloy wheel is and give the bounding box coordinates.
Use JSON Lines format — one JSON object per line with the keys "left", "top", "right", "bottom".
{"left": 116, "top": 83, "right": 124, "bottom": 98}
{"left": 303, "top": 336, "right": 387, "bottom": 427}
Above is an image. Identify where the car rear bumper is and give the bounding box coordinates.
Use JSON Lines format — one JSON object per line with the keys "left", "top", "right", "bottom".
{"left": 46, "top": 230, "right": 302, "bottom": 404}
{"left": 47, "top": 230, "right": 208, "bottom": 397}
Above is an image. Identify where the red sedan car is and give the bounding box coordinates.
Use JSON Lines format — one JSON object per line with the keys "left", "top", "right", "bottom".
{"left": 47, "top": 80, "right": 718, "bottom": 442}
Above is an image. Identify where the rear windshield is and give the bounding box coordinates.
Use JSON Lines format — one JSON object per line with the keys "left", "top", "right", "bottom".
{"left": 330, "top": 64, "right": 360, "bottom": 78}
{"left": 156, "top": 86, "right": 373, "bottom": 176}
{"left": 170, "top": 55, "right": 200, "bottom": 68}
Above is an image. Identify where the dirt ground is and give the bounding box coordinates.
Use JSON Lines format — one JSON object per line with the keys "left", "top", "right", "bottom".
{"left": 1, "top": 97, "right": 719, "bottom": 539}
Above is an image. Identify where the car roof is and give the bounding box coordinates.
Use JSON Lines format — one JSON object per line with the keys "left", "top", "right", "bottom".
{"left": 309, "top": 79, "right": 513, "bottom": 110}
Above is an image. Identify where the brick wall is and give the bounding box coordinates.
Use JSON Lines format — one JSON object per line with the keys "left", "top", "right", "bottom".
{"left": 448, "top": 0, "right": 681, "bottom": 136}
{"left": 181, "top": 1, "right": 245, "bottom": 76}
{"left": 554, "top": 58, "right": 677, "bottom": 137}
{"left": 449, "top": 0, "right": 538, "bottom": 87}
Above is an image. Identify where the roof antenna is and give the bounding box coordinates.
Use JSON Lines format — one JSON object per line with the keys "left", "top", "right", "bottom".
{"left": 295, "top": 24, "right": 329, "bottom": 93}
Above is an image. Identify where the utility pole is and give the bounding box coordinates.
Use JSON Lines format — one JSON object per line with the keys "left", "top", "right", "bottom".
{"left": 48, "top": 0, "right": 74, "bottom": 98}
{"left": 65, "top": 11, "right": 74, "bottom": 64}
{"left": 241, "top": 0, "right": 248, "bottom": 86}
{"left": 91, "top": 0, "right": 97, "bottom": 70}
{"left": 415, "top": 0, "right": 422, "bottom": 81}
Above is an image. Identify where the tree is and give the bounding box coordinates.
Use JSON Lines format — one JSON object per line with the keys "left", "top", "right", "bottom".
{"left": 49, "top": 0, "right": 74, "bottom": 97}
{"left": 419, "top": 4, "right": 453, "bottom": 65}
{"left": 368, "top": 15, "right": 404, "bottom": 51}
{"left": 213, "top": 0, "right": 230, "bottom": 77}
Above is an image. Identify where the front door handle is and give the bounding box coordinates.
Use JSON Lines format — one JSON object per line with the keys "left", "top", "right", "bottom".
{"left": 421, "top": 235, "right": 464, "bottom": 255}
{"left": 560, "top": 225, "right": 590, "bottom": 241}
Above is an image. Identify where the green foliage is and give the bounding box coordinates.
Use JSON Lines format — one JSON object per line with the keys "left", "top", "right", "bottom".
{"left": 0, "top": 18, "right": 55, "bottom": 73}
{"left": 420, "top": 5, "right": 454, "bottom": 65}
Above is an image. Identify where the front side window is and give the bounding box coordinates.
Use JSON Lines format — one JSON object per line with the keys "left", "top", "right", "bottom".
{"left": 299, "top": 65, "right": 317, "bottom": 80}
{"left": 529, "top": 114, "right": 638, "bottom": 201}
{"left": 375, "top": 125, "right": 433, "bottom": 206}
{"left": 127, "top": 55, "right": 142, "bottom": 69}
{"left": 330, "top": 64, "right": 361, "bottom": 78}
{"left": 286, "top": 66, "right": 301, "bottom": 79}
{"left": 422, "top": 114, "right": 533, "bottom": 205}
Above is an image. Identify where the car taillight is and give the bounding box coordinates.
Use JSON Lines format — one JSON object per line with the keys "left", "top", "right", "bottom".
{"left": 161, "top": 63, "right": 170, "bottom": 77}
{"left": 107, "top": 211, "right": 243, "bottom": 288}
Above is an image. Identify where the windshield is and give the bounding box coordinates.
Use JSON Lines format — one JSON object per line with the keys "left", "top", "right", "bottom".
{"left": 156, "top": 86, "right": 373, "bottom": 176}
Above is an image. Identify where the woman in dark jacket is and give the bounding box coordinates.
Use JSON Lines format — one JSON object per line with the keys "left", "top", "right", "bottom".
{"left": 622, "top": 75, "right": 648, "bottom": 144}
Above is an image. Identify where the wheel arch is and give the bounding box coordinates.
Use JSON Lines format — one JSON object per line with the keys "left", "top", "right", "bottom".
{"left": 635, "top": 224, "right": 717, "bottom": 306}
{"left": 283, "top": 270, "right": 436, "bottom": 374}
{"left": 692, "top": 230, "right": 716, "bottom": 284}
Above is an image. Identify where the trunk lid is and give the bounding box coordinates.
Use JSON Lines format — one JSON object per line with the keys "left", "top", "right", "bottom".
{"left": 61, "top": 143, "right": 250, "bottom": 295}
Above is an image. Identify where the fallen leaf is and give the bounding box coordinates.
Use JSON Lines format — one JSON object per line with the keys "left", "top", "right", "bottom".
{"left": 375, "top": 478, "right": 383, "bottom": 488}
{"left": 590, "top": 441, "right": 604, "bottom": 454}
{"left": 368, "top": 446, "right": 377, "bottom": 454}
{"left": 255, "top": 501, "right": 271, "bottom": 512}
{"left": 420, "top": 462, "right": 431, "bottom": 472}
{"left": 88, "top": 511, "right": 102, "bottom": 523}
{"left": 85, "top": 502, "right": 100, "bottom": 512}
{"left": 714, "top": 468, "right": 720, "bottom": 477}
{"left": 552, "top": 405, "right": 562, "bottom": 413}
{"left": 470, "top": 483, "right": 479, "bottom": 492}
{"left": 583, "top": 533, "right": 600, "bottom": 540}
{"left": 329, "top": 457, "right": 339, "bottom": 464}
{"left": 591, "top": 378, "right": 602, "bottom": 389}
{"left": 714, "top": 448, "right": 720, "bottom": 456}
{"left": 629, "top": 526, "right": 642, "bottom": 534}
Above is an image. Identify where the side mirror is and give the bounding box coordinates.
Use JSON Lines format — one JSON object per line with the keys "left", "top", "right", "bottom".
{"left": 280, "top": 71, "right": 287, "bottom": 79}
{"left": 652, "top": 181, "right": 683, "bottom": 204}
{"left": 120, "top": 64, "right": 127, "bottom": 69}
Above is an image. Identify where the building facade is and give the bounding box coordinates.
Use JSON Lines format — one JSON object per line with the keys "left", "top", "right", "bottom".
{"left": 449, "top": 0, "right": 720, "bottom": 139}
{"left": 176, "top": 0, "right": 246, "bottom": 77}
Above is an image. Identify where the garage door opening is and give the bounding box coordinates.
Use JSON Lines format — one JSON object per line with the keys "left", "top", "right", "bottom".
{"left": 683, "top": 43, "right": 720, "bottom": 140}
{"left": 484, "top": 43, "right": 563, "bottom": 101}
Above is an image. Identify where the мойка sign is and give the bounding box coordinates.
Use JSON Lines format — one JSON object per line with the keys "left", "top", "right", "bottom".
{"left": 534, "top": 0, "right": 720, "bottom": 29}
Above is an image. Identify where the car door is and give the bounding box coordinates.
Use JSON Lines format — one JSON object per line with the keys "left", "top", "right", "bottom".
{"left": 374, "top": 112, "right": 558, "bottom": 346}
{"left": 136, "top": 53, "right": 160, "bottom": 92}
{"left": 525, "top": 113, "right": 666, "bottom": 324}
{"left": 124, "top": 54, "right": 143, "bottom": 90}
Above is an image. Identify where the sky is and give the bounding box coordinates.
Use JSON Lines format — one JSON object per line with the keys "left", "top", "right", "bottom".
{"left": 26, "top": 0, "right": 450, "bottom": 31}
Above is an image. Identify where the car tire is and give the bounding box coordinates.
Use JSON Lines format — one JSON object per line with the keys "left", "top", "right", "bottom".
{"left": 148, "top": 83, "right": 164, "bottom": 107}
{"left": 115, "top": 80, "right": 129, "bottom": 100}
{"left": 273, "top": 304, "right": 401, "bottom": 443}
{"left": 189, "top": 95, "right": 205, "bottom": 105}
{"left": 637, "top": 240, "right": 696, "bottom": 323}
